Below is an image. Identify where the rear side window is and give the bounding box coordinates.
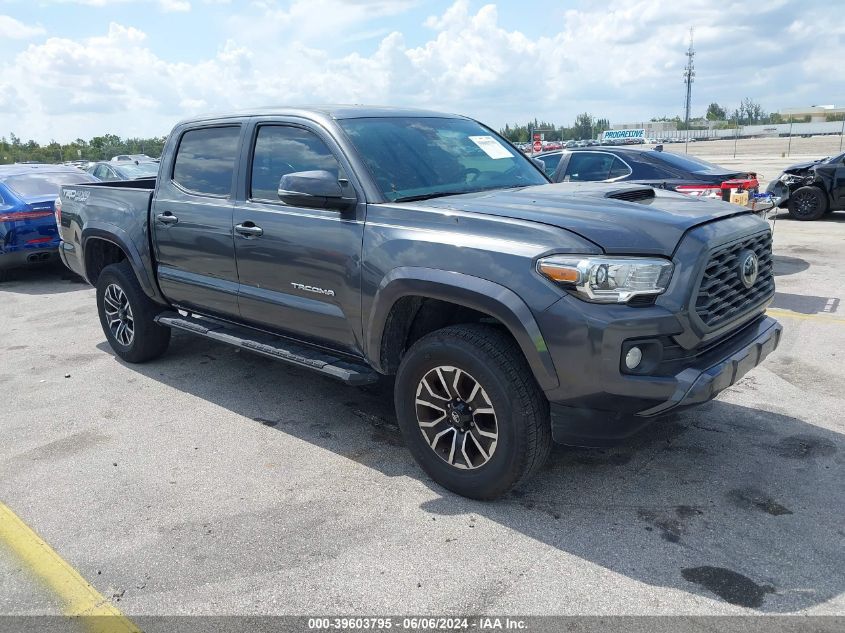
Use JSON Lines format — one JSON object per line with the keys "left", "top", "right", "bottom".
{"left": 608, "top": 157, "right": 632, "bottom": 180}
{"left": 173, "top": 126, "right": 240, "bottom": 196}
{"left": 250, "top": 125, "right": 341, "bottom": 201}
{"left": 1, "top": 172, "right": 97, "bottom": 197}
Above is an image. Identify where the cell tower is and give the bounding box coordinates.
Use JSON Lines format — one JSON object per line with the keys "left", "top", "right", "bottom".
{"left": 683, "top": 27, "right": 695, "bottom": 144}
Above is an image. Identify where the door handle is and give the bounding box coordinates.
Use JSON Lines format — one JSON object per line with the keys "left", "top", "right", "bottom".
{"left": 234, "top": 222, "right": 263, "bottom": 237}
{"left": 156, "top": 212, "right": 178, "bottom": 225}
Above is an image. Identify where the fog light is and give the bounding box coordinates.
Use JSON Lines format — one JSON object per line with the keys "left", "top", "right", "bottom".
{"left": 625, "top": 346, "right": 643, "bottom": 370}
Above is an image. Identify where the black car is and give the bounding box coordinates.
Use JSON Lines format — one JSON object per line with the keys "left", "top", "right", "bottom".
{"left": 766, "top": 152, "right": 845, "bottom": 221}
{"left": 536, "top": 146, "right": 758, "bottom": 200}
{"left": 86, "top": 161, "right": 159, "bottom": 182}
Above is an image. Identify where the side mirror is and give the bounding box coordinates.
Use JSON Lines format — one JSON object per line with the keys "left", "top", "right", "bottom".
{"left": 530, "top": 156, "right": 546, "bottom": 171}
{"left": 278, "top": 170, "right": 355, "bottom": 211}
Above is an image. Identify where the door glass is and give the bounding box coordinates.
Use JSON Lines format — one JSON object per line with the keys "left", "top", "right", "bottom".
{"left": 172, "top": 126, "right": 240, "bottom": 196}
{"left": 563, "top": 153, "right": 614, "bottom": 181}
{"left": 250, "top": 126, "right": 341, "bottom": 201}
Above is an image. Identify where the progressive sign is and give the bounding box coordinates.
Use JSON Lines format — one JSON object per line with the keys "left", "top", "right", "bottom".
{"left": 602, "top": 129, "right": 645, "bottom": 141}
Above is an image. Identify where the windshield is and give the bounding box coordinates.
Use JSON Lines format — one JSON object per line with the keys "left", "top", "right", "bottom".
{"left": 2, "top": 171, "right": 97, "bottom": 198}
{"left": 650, "top": 151, "right": 726, "bottom": 173}
{"left": 118, "top": 163, "right": 159, "bottom": 179}
{"left": 338, "top": 117, "right": 547, "bottom": 202}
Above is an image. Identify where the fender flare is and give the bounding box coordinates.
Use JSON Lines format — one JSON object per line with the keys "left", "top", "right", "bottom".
{"left": 366, "top": 267, "right": 559, "bottom": 391}
{"left": 81, "top": 224, "right": 166, "bottom": 304}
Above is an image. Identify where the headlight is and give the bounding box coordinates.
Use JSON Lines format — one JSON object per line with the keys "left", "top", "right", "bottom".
{"left": 537, "top": 256, "right": 674, "bottom": 303}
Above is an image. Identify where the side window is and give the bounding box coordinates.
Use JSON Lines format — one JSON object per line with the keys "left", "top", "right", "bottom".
{"left": 172, "top": 126, "right": 240, "bottom": 196}
{"left": 250, "top": 125, "right": 341, "bottom": 201}
{"left": 93, "top": 165, "right": 109, "bottom": 180}
{"left": 563, "top": 153, "right": 615, "bottom": 181}
{"left": 632, "top": 156, "right": 676, "bottom": 180}
{"left": 608, "top": 157, "right": 632, "bottom": 180}
{"left": 538, "top": 153, "right": 563, "bottom": 177}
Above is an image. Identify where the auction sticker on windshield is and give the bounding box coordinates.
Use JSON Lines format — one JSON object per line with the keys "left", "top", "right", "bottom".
{"left": 468, "top": 136, "right": 511, "bottom": 159}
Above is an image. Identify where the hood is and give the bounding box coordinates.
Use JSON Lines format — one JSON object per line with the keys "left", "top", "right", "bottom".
{"left": 783, "top": 159, "right": 824, "bottom": 174}
{"left": 409, "top": 182, "right": 750, "bottom": 256}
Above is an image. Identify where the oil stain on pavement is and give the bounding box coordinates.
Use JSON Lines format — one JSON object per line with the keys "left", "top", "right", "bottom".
{"left": 681, "top": 566, "right": 775, "bottom": 608}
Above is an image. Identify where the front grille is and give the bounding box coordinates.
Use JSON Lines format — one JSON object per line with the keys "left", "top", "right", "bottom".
{"left": 695, "top": 231, "right": 774, "bottom": 328}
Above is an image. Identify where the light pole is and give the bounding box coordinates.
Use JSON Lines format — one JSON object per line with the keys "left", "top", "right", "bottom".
{"left": 733, "top": 115, "right": 739, "bottom": 158}
{"left": 840, "top": 116, "right": 844, "bottom": 152}
{"left": 786, "top": 114, "right": 793, "bottom": 157}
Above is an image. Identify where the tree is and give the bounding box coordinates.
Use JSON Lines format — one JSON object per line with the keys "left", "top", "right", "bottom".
{"left": 573, "top": 113, "right": 593, "bottom": 140}
{"left": 731, "top": 98, "right": 767, "bottom": 125}
{"left": 705, "top": 102, "right": 726, "bottom": 121}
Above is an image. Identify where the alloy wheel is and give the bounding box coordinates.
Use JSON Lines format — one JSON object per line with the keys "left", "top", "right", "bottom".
{"left": 103, "top": 283, "right": 134, "bottom": 346}
{"left": 414, "top": 365, "right": 498, "bottom": 469}
{"left": 794, "top": 191, "right": 819, "bottom": 217}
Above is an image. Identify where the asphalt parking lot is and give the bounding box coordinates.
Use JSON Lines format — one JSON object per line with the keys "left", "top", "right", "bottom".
{"left": 1, "top": 210, "right": 843, "bottom": 622}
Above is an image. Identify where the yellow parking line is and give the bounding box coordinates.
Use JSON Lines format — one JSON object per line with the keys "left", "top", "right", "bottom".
{"left": 767, "top": 307, "right": 845, "bottom": 324}
{"left": 0, "top": 502, "right": 140, "bottom": 633}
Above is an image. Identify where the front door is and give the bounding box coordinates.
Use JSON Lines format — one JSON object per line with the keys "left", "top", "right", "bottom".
{"left": 233, "top": 121, "right": 365, "bottom": 353}
{"left": 152, "top": 123, "right": 243, "bottom": 318}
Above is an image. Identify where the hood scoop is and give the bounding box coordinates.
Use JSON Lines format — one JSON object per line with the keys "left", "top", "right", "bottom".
{"left": 605, "top": 186, "right": 656, "bottom": 203}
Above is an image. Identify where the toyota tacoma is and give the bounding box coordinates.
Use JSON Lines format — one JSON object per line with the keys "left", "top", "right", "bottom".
{"left": 57, "top": 107, "right": 782, "bottom": 499}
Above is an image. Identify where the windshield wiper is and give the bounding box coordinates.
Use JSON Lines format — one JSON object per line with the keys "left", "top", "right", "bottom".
{"left": 393, "top": 185, "right": 528, "bottom": 203}
{"left": 392, "top": 191, "right": 462, "bottom": 203}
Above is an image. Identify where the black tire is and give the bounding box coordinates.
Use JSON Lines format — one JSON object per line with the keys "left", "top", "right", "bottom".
{"left": 787, "top": 186, "right": 828, "bottom": 221}
{"left": 394, "top": 324, "right": 551, "bottom": 500}
{"left": 96, "top": 260, "right": 170, "bottom": 363}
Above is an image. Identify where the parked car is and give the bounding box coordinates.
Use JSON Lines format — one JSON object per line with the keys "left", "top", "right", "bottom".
{"left": 58, "top": 106, "right": 780, "bottom": 499}
{"left": 765, "top": 152, "right": 845, "bottom": 220}
{"left": 537, "top": 146, "right": 759, "bottom": 200}
{"left": 0, "top": 164, "right": 97, "bottom": 281}
{"left": 86, "top": 160, "right": 159, "bottom": 181}
{"left": 111, "top": 154, "right": 155, "bottom": 162}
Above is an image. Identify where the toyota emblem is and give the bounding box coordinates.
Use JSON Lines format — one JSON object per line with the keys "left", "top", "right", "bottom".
{"left": 739, "top": 251, "right": 759, "bottom": 288}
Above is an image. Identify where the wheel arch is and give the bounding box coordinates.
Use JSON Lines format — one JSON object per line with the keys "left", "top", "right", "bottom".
{"left": 366, "top": 267, "right": 559, "bottom": 391}
{"left": 81, "top": 225, "right": 166, "bottom": 304}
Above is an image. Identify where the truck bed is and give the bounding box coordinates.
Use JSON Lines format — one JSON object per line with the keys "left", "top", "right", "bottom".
{"left": 58, "top": 178, "right": 158, "bottom": 289}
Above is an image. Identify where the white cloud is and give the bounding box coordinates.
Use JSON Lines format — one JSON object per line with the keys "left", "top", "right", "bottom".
{"left": 0, "top": 14, "right": 46, "bottom": 39}
{"left": 159, "top": 0, "right": 191, "bottom": 11}
{"left": 2, "top": 0, "right": 843, "bottom": 142}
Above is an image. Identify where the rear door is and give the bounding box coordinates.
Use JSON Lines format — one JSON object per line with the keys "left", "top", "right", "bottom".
{"left": 232, "top": 119, "right": 366, "bottom": 353}
{"left": 152, "top": 122, "right": 244, "bottom": 318}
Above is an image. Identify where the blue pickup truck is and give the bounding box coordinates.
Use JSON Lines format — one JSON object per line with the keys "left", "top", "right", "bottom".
{"left": 57, "top": 107, "right": 782, "bottom": 498}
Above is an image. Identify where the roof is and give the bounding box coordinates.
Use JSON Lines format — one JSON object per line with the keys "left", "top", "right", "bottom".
{"left": 180, "top": 105, "right": 467, "bottom": 126}
{"left": 0, "top": 163, "right": 83, "bottom": 177}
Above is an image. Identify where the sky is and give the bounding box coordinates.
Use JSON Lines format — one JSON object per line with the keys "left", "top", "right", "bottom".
{"left": 1, "top": 0, "right": 843, "bottom": 143}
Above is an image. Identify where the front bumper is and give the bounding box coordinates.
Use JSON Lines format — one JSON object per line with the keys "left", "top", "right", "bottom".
{"left": 547, "top": 315, "right": 782, "bottom": 446}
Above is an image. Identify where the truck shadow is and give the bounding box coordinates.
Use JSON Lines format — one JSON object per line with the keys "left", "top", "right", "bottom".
{"left": 98, "top": 332, "right": 845, "bottom": 613}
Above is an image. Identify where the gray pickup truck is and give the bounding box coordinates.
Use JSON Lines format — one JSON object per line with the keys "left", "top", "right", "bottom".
{"left": 57, "top": 106, "right": 781, "bottom": 499}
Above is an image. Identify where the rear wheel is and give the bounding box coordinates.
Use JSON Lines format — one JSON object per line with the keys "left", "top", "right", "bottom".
{"left": 96, "top": 260, "right": 170, "bottom": 363}
{"left": 787, "top": 186, "right": 827, "bottom": 221}
{"left": 394, "top": 324, "right": 551, "bottom": 499}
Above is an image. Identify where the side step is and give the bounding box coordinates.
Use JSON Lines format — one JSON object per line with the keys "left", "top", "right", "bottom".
{"left": 155, "top": 311, "right": 380, "bottom": 386}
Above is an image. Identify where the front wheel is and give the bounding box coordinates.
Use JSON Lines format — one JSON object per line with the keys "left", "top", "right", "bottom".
{"left": 96, "top": 260, "right": 170, "bottom": 363}
{"left": 787, "top": 186, "right": 827, "bottom": 221}
{"left": 394, "top": 324, "right": 551, "bottom": 499}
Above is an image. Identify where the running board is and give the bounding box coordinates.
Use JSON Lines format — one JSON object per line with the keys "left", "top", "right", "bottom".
{"left": 155, "top": 312, "right": 379, "bottom": 386}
